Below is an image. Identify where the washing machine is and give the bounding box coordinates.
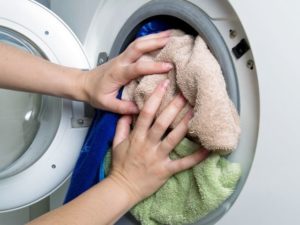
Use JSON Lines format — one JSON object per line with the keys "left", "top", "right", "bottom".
{"left": 1, "top": 0, "right": 300, "bottom": 224}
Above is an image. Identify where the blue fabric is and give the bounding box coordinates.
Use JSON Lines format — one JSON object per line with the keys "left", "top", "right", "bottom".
{"left": 64, "top": 89, "right": 122, "bottom": 203}
{"left": 136, "top": 19, "right": 171, "bottom": 38}
{"left": 98, "top": 20, "right": 171, "bottom": 181}
{"left": 64, "top": 19, "right": 170, "bottom": 203}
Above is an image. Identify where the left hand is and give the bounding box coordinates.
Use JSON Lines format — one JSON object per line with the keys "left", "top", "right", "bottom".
{"left": 79, "top": 30, "right": 173, "bottom": 114}
{"left": 108, "top": 80, "right": 209, "bottom": 202}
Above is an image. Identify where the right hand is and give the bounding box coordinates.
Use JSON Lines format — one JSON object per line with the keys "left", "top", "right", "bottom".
{"left": 108, "top": 79, "right": 209, "bottom": 203}
{"left": 78, "top": 31, "right": 173, "bottom": 114}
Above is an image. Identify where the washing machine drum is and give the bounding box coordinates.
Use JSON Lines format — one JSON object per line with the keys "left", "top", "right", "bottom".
{"left": 0, "top": 1, "right": 90, "bottom": 212}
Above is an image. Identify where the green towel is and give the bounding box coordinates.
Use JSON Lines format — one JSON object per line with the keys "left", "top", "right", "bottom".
{"left": 104, "top": 138, "right": 241, "bottom": 225}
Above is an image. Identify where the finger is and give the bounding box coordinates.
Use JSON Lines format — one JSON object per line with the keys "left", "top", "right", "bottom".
{"left": 123, "top": 37, "right": 170, "bottom": 63}
{"left": 159, "top": 109, "right": 193, "bottom": 155}
{"left": 134, "top": 79, "right": 169, "bottom": 133}
{"left": 138, "top": 30, "right": 172, "bottom": 41}
{"left": 123, "top": 60, "right": 172, "bottom": 83}
{"left": 113, "top": 115, "right": 132, "bottom": 148}
{"left": 168, "top": 149, "right": 210, "bottom": 174}
{"left": 148, "top": 94, "right": 186, "bottom": 142}
{"left": 106, "top": 98, "right": 139, "bottom": 114}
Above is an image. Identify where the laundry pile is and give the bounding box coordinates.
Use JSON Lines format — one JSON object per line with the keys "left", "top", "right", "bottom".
{"left": 104, "top": 138, "right": 241, "bottom": 225}
{"left": 65, "top": 20, "right": 242, "bottom": 225}
{"left": 123, "top": 29, "right": 241, "bottom": 153}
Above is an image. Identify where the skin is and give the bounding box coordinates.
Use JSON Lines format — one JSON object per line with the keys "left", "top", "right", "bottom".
{"left": 0, "top": 30, "right": 208, "bottom": 225}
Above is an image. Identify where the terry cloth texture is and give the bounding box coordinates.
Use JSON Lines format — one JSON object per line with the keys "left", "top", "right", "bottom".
{"left": 64, "top": 89, "right": 122, "bottom": 203}
{"left": 104, "top": 138, "right": 241, "bottom": 225}
{"left": 123, "top": 30, "right": 241, "bottom": 153}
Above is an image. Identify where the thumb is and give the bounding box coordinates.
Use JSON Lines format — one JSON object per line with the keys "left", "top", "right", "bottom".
{"left": 108, "top": 98, "right": 139, "bottom": 114}
{"left": 123, "top": 60, "right": 172, "bottom": 83}
{"left": 168, "top": 149, "right": 209, "bottom": 174}
{"left": 113, "top": 115, "right": 132, "bottom": 148}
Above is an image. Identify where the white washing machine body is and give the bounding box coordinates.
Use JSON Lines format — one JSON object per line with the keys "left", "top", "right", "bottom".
{"left": 218, "top": 1, "right": 300, "bottom": 224}
{"left": 1, "top": 0, "right": 299, "bottom": 224}
{"left": 0, "top": 0, "right": 90, "bottom": 214}
{"left": 49, "top": 0, "right": 300, "bottom": 224}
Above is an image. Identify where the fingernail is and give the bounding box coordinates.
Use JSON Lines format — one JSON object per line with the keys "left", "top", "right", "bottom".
{"left": 162, "top": 79, "right": 170, "bottom": 89}
{"left": 163, "top": 63, "right": 173, "bottom": 70}
{"left": 131, "top": 106, "right": 139, "bottom": 114}
{"left": 188, "top": 109, "right": 194, "bottom": 118}
{"left": 162, "top": 30, "right": 172, "bottom": 36}
{"left": 202, "top": 148, "right": 210, "bottom": 156}
{"left": 130, "top": 102, "right": 139, "bottom": 113}
{"left": 179, "top": 92, "right": 185, "bottom": 99}
{"left": 177, "top": 93, "right": 186, "bottom": 103}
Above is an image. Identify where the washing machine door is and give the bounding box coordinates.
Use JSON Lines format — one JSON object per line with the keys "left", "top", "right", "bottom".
{"left": 0, "top": 0, "right": 90, "bottom": 212}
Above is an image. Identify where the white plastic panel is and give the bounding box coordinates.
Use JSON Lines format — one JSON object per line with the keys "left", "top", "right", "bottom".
{"left": 218, "top": 1, "right": 300, "bottom": 225}
{"left": 50, "top": 0, "right": 103, "bottom": 43}
{"left": 188, "top": 0, "right": 236, "bottom": 19}
{"left": 84, "top": 0, "right": 151, "bottom": 66}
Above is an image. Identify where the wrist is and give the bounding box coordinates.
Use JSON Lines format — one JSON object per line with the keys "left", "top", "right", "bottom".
{"left": 107, "top": 173, "right": 142, "bottom": 206}
{"left": 70, "top": 68, "right": 90, "bottom": 102}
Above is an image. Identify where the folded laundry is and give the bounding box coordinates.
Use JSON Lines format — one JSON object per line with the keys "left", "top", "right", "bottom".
{"left": 104, "top": 138, "right": 241, "bottom": 225}
{"left": 123, "top": 30, "right": 241, "bottom": 153}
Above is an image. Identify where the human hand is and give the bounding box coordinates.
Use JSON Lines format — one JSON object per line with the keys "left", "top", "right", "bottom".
{"left": 79, "top": 30, "right": 173, "bottom": 114}
{"left": 107, "top": 80, "right": 209, "bottom": 204}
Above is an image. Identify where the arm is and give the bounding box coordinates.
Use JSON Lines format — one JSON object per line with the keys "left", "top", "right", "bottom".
{"left": 28, "top": 80, "right": 209, "bottom": 225}
{"left": 0, "top": 30, "right": 173, "bottom": 113}
{"left": 28, "top": 177, "right": 137, "bottom": 225}
{"left": 0, "top": 42, "right": 83, "bottom": 100}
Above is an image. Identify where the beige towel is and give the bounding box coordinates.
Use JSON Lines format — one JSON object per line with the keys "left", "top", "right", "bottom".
{"left": 123, "top": 30, "right": 240, "bottom": 153}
